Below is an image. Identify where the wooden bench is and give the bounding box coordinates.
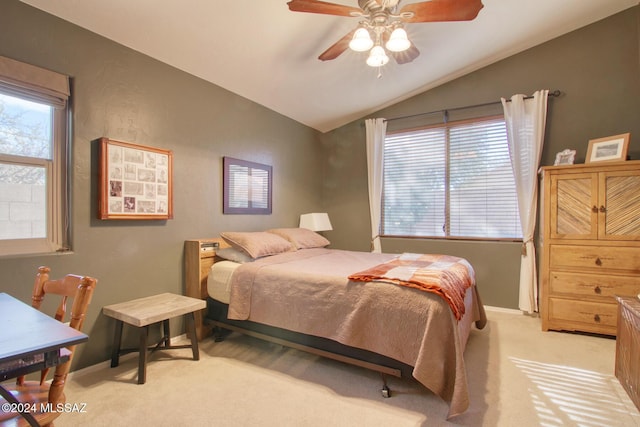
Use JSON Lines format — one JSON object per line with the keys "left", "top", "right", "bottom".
{"left": 103, "top": 293, "right": 206, "bottom": 384}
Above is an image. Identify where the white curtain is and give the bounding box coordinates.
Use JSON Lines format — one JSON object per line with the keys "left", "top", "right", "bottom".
{"left": 501, "top": 90, "right": 549, "bottom": 313}
{"left": 365, "top": 118, "right": 387, "bottom": 253}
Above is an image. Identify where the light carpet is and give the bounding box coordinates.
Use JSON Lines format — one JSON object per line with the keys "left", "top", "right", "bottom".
{"left": 53, "top": 309, "right": 639, "bottom": 426}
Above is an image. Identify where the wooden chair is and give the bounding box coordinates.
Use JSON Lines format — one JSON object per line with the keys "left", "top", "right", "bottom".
{"left": 0, "top": 266, "right": 97, "bottom": 427}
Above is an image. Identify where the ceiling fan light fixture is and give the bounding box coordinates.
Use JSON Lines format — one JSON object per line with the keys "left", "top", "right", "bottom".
{"left": 349, "top": 28, "right": 374, "bottom": 52}
{"left": 386, "top": 27, "right": 411, "bottom": 52}
{"left": 366, "top": 45, "right": 389, "bottom": 67}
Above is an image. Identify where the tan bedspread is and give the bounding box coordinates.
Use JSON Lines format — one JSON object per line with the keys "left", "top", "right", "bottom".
{"left": 227, "top": 248, "right": 486, "bottom": 418}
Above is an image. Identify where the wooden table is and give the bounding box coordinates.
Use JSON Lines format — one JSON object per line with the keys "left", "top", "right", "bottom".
{"left": 0, "top": 293, "right": 88, "bottom": 427}
{"left": 102, "top": 293, "right": 206, "bottom": 384}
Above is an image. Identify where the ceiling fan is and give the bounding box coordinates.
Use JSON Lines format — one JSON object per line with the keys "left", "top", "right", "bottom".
{"left": 287, "top": 0, "right": 484, "bottom": 68}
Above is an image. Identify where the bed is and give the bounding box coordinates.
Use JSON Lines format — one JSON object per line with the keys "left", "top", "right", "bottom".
{"left": 184, "top": 229, "right": 486, "bottom": 418}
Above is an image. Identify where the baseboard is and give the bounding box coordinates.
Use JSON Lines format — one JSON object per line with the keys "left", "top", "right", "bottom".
{"left": 483, "top": 305, "right": 527, "bottom": 315}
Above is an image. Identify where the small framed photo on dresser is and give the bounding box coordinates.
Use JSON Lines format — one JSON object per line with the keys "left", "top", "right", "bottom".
{"left": 98, "top": 138, "right": 173, "bottom": 220}
{"left": 554, "top": 149, "right": 576, "bottom": 166}
{"left": 586, "top": 133, "right": 630, "bottom": 163}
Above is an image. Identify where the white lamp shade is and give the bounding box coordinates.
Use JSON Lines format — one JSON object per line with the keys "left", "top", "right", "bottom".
{"left": 299, "top": 213, "right": 333, "bottom": 232}
{"left": 349, "top": 28, "right": 374, "bottom": 52}
{"left": 386, "top": 28, "right": 411, "bottom": 52}
{"left": 366, "top": 45, "right": 389, "bottom": 67}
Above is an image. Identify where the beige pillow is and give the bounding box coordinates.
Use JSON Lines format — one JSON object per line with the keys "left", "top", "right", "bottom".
{"left": 220, "top": 231, "right": 293, "bottom": 259}
{"left": 267, "top": 228, "right": 330, "bottom": 249}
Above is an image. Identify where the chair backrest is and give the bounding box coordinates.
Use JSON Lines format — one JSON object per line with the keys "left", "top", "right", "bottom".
{"left": 31, "top": 266, "right": 97, "bottom": 332}
{"left": 19, "top": 266, "right": 97, "bottom": 403}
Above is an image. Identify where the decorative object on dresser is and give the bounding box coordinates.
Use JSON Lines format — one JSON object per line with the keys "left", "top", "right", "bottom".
{"left": 540, "top": 161, "right": 640, "bottom": 335}
{"left": 98, "top": 138, "right": 173, "bottom": 220}
{"left": 615, "top": 295, "right": 640, "bottom": 411}
{"left": 553, "top": 149, "right": 576, "bottom": 166}
{"left": 585, "top": 133, "right": 630, "bottom": 164}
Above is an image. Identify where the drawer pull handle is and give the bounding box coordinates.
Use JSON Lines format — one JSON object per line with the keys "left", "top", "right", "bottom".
{"left": 599, "top": 205, "right": 606, "bottom": 213}
{"left": 595, "top": 257, "right": 602, "bottom": 266}
{"left": 594, "top": 286, "right": 601, "bottom": 294}
{"left": 594, "top": 314, "right": 601, "bottom": 323}
{"left": 592, "top": 205, "right": 598, "bottom": 213}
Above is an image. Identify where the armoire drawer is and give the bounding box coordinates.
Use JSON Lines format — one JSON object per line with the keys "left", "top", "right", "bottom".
{"left": 550, "top": 245, "right": 640, "bottom": 272}
{"left": 549, "top": 271, "right": 640, "bottom": 300}
{"left": 548, "top": 297, "right": 617, "bottom": 330}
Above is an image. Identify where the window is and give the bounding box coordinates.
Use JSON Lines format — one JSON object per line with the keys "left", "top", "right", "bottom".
{"left": 382, "top": 116, "right": 522, "bottom": 240}
{"left": 0, "top": 56, "right": 70, "bottom": 256}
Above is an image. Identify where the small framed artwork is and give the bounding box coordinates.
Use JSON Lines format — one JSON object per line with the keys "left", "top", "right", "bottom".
{"left": 223, "top": 157, "right": 272, "bottom": 214}
{"left": 98, "top": 138, "right": 173, "bottom": 220}
{"left": 586, "top": 133, "right": 630, "bottom": 163}
{"left": 554, "top": 149, "right": 576, "bottom": 166}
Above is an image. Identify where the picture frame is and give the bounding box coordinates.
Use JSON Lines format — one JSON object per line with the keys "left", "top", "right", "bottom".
{"left": 554, "top": 149, "right": 576, "bottom": 166}
{"left": 586, "top": 133, "right": 630, "bottom": 164}
{"left": 98, "top": 138, "right": 173, "bottom": 220}
{"left": 223, "top": 156, "right": 272, "bottom": 214}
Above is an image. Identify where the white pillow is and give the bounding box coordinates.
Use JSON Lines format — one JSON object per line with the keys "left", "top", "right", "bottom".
{"left": 215, "top": 247, "right": 254, "bottom": 263}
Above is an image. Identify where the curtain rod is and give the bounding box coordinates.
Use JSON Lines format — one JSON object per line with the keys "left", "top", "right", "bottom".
{"left": 383, "top": 90, "right": 562, "bottom": 123}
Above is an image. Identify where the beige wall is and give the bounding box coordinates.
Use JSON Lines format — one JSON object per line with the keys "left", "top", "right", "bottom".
{"left": 320, "top": 6, "right": 640, "bottom": 309}
{"left": 0, "top": 1, "right": 323, "bottom": 369}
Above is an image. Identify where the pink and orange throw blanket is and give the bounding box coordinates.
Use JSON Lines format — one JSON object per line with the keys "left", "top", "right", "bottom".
{"left": 348, "top": 253, "right": 475, "bottom": 320}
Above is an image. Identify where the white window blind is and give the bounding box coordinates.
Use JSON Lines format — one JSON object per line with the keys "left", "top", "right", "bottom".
{"left": 228, "top": 165, "right": 269, "bottom": 209}
{"left": 382, "top": 116, "right": 522, "bottom": 239}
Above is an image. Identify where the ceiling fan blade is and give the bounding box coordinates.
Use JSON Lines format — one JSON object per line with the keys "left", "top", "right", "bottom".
{"left": 287, "top": 0, "right": 362, "bottom": 17}
{"left": 400, "top": 0, "right": 484, "bottom": 23}
{"left": 318, "top": 29, "right": 357, "bottom": 61}
{"left": 390, "top": 44, "right": 420, "bottom": 64}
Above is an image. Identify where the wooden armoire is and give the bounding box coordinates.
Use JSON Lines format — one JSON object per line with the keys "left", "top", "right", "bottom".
{"left": 540, "top": 160, "right": 640, "bottom": 335}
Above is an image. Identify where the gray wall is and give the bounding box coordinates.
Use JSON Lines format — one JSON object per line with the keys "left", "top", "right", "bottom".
{"left": 320, "top": 6, "right": 640, "bottom": 309}
{"left": 2, "top": 0, "right": 639, "bottom": 370}
{"left": 0, "top": 1, "right": 323, "bottom": 369}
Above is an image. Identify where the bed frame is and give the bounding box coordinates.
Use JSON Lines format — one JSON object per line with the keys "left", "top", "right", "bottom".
{"left": 186, "top": 238, "right": 489, "bottom": 399}
{"left": 184, "top": 238, "right": 410, "bottom": 394}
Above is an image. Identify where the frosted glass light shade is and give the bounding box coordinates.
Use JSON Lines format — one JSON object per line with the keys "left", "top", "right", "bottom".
{"left": 349, "top": 28, "right": 374, "bottom": 52}
{"left": 366, "top": 45, "right": 389, "bottom": 67}
{"left": 386, "top": 28, "right": 411, "bottom": 52}
{"left": 299, "top": 213, "right": 333, "bottom": 231}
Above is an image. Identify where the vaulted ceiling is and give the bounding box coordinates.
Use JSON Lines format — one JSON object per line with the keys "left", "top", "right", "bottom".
{"left": 20, "top": 0, "right": 639, "bottom": 132}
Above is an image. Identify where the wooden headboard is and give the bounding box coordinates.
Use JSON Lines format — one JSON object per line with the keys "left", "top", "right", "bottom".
{"left": 184, "top": 238, "right": 229, "bottom": 340}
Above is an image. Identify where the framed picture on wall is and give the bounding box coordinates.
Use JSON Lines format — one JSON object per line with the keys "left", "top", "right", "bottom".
{"left": 98, "top": 138, "right": 173, "bottom": 220}
{"left": 586, "top": 133, "right": 630, "bottom": 163}
{"left": 223, "top": 156, "right": 272, "bottom": 214}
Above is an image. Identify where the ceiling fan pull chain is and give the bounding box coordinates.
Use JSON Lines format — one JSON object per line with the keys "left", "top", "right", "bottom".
{"left": 377, "top": 66, "right": 383, "bottom": 79}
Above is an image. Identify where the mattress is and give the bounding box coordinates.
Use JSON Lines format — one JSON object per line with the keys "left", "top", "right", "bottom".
{"left": 206, "top": 260, "right": 240, "bottom": 304}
